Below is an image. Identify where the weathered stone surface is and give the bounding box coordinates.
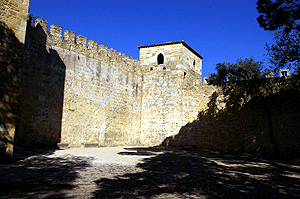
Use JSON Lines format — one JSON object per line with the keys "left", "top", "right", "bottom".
{"left": 17, "top": 16, "right": 143, "bottom": 147}
{"left": 12, "top": 11, "right": 210, "bottom": 148}
{"left": 0, "top": 0, "right": 29, "bottom": 43}
{"left": 0, "top": 0, "right": 29, "bottom": 155}
{"left": 138, "top": 41, "right": 209, "bottom": 145}
{"left": 2, "top": 0, "right": 299, "bottom": 158}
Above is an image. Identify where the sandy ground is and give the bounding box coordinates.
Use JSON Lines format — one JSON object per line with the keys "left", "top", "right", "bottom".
{"left": 47, "top": 146, "right": 162, "bottom": 165}
{"left": 0, "top": 146, "right": 300, "bottom": 198}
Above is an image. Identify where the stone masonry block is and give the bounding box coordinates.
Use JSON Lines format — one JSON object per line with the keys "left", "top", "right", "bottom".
{"left": 50, "top": 24, "right": 62, "bottom": 38}
{"left": 98, "top": 44, "right": 108, "bottom": 57}
{"left": 35, "top": 18, "right": 48, "bottom": 32}
{"left": 117, "top": 52, "right": 125, "bottom": 60}
{"left": 64, "top": 30, "right": 75, "bottom": 42}
{"left": 76, "top": 35, "right": 87, "bottom": 46}
{"left": 98, "top": 44, "right": 108, "bottom": 51}
{"left": 108, "top": 48, "right": 117, "bottom": 58}
{"left": 88, "top": 40, "right": 98, "bottom": 52}
{"left": 133, "top": 59, "right": 140, "bottom": 67}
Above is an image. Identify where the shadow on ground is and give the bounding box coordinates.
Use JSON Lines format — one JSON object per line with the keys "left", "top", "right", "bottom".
{"left": 1, "top": 147, "right": 299, "bottom": 198}
{"left": 93, "top": 147, "right": 300, "bottom": 199}
{"left": 0, "top": 149, "right": 93, "bottom": 198}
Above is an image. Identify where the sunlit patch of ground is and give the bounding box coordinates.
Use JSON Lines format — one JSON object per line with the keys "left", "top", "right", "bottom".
{"left": 0, "top": 147, "right": 299, "bottom": 198}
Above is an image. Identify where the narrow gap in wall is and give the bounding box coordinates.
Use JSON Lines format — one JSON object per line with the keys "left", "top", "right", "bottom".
{"left": 193, "top": 60, "right": 196, "bottom": 70}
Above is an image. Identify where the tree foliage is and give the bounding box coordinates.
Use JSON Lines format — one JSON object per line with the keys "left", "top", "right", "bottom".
{"left": 208, "top": 58, "right": 281, "bottom": 158}
{"left": 257, "top": 0, "right": 300, "bottom": 32}
{"left": 208, "top": 58, "right": 263, "bottom": 109}
{"left": 266, "top": 29, "right": 300, "bottom": 71}
{"left": 257, "top": 0, "right": 300, "bottom": 72}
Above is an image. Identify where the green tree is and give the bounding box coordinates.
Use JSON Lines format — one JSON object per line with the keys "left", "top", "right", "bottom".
{"left": 257, "top": 0, "right": 300, "bottom": 32}
{"left": 257, "top": 0, "right": 300, "bottom": 73}
{"left": 266, "top": 29, "right": 300, "bottom": 71}
{"left": 208, "top": 58, "right": 281, "bottom": 158}
{"left": 208, "top": 58, "right": 263, "bottom": 109}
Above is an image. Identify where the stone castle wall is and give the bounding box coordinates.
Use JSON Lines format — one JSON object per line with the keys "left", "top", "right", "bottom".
{"left": 1, "top": 0, "right": 217, "bottom": 149}
{"left": 164, "top": 76, "right": 300, "bottom": 157}
{"left": 17, "top": 18, "right": 215, "bottom": 147}
{"left": 0, "top": 0, "right": 29, "bottom": 43}
{"left": 0, "top": 0, "right": 29, "bottom": 155}
{"left": 17, "top": 18, "right": 143, "bottom": 147}
{"left": 140, "top": 68, "right": 216, "bottom": 145}
{"left": 2, "top": 0, "right": 298, "bottom": 158}
{"left": 138, "top": 41, "right": 215, "bottom": 146}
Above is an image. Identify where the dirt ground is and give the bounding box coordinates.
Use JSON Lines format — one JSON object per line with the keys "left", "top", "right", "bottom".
{"left": 0, "top": 146, "right": 300, "bottom": 198}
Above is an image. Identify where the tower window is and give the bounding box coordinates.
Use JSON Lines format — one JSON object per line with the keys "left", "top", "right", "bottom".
{"left": 157, "top": 53, "right": 164, "bottom": 65}
{"left": 193, "top": 60, "right": 196, "bottom": 70}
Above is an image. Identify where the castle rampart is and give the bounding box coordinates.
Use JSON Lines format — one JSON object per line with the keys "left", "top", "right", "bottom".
{"left": 2, "top": 0, "right": 299, "bottom": 158}
{"left": 16, "top": 18, "right": 143, "bottom": 147}
{"left": 15, "top": 17, "right": 218, "bottom": 147}
{"left": 17, "top": 18, "right": 215, "bottom": 147}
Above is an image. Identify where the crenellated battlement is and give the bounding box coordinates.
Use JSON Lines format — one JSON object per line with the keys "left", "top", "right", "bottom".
{"left": 33, "top": 18, "right": 140, "bottom": 73}
{"left": 5, "top": 0, "right": 298, "bottom": 157}
{"left": 25, "top": 17, "right": 207, "bottom": 149}
{"left": 35, "top": 18, "right": 48, "bottom": 32}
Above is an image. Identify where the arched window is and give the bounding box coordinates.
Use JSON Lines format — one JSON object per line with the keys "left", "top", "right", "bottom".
{"left": 157, "top": 53, "right": 164, "bottom": 65}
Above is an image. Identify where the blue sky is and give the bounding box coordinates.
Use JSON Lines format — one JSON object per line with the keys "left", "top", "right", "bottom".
{"left": 29, "top": 0, "right": 273, "bottom": 78}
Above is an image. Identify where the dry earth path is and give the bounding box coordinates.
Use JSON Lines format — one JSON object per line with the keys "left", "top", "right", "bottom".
{"left": 0, "top": 147, "right": 300, "bottom": 198}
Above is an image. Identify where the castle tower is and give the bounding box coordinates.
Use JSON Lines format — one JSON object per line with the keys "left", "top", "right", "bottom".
{"left": 139, "top": 41, "right": 204, "bottom": 146}
{"left": 139, "top": 41, "right": 203, "bottom": 85}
